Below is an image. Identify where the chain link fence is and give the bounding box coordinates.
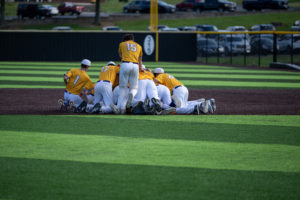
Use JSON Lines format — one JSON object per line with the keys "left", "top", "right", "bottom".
{"left": 196, "top": 31, "right": 300, "bottom": 67}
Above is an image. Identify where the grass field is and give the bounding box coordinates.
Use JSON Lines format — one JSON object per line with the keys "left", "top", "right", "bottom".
{"left": 0, "top": 61, "right": 300, "bottom": 200}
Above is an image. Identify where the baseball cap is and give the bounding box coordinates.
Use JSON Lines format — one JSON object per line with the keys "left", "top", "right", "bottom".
{"left": 154, "top": 68, "right": 164, "bottom": 74}
{"left": 107, "top": 61, "right": 116, "bottom": 66}
{"left": 81, "top": 59, "right": 91, "bottom": 67}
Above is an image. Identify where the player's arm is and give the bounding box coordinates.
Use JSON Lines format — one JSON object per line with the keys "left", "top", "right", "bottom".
{"left": 138, "top": 56, "right": 144, "bottom": 72}
{"left": 154, "top": 78, "right": 161, "bottom": 84}
{"left": 64, "top": 72, "right": 71, "bottom": 85}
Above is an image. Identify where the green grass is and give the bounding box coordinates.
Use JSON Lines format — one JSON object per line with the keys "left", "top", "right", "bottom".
{"left": 117, "top": 11, "right": 300, "bottom": 30}
{"left": 1, "top": 61, "right": 300, "bottom": 89}
{"left": 1, "top": 62, "right": 300, "bottom": 199}
{"left": 1, "top": 115, "right": 300, "bottom": 200}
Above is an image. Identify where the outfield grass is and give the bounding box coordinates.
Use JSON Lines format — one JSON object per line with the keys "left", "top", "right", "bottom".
{"left": 0, "top": 61, "right": 300, "bottom": 199}
{"left": 0, "top": 115, "right": 300, "bottom": 200}
{"left": 1, "top": 61, "right": 300, "bottom": 89}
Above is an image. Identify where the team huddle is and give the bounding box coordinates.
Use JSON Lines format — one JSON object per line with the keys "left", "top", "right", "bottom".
{"left": 58, "top": 34, "right": 216, "bottom": 115}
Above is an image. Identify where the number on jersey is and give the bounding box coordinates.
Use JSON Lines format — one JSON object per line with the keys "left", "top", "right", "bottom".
{"left": 126, "top": 43, "right": 137, "bottom": 52}
{"left": 101, "top": 66, "right": 110, "bottom": 72}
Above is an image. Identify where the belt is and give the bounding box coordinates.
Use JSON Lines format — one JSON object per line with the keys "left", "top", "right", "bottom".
{"left": 97, "top": 80, "right": 111, "bottom": 83}
{"left": 174, "top": 85, "right": 182, "bottom": 89}
{"left": 122, "top": 61, "right": 138, "bottom": 64}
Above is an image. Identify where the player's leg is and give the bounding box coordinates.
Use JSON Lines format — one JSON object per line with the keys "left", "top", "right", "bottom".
{"left": 117, "top": 63, "right": 130, "bottom": 113}
{"left": 132, "top": 80, "right": 146, "bottom": 107}
{"left": 157, "top": 84, "right": 172, "bottom": 109}
{"left": 127, "top": 63, "right": 139, "bottom": 110}
{"left": 172, "top": 86, "right": 189, "bottom": 108}
{"left": 100, "top": 82, "right": 114, "bottom": 114}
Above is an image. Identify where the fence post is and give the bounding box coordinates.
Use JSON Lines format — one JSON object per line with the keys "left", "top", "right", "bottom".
{"left": 273, "top": 33, "right": 277, "bottom": 62}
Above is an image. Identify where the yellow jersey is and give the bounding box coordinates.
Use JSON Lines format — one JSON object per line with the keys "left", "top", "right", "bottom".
{"left": 155, "top": 73, "right": 183, "bottom": 93}
{"left": 65, "top": 68, "right": 94, "bottom": 95}
{"left": 118, "top": 40, "right": 142, "bottom": 63}
{"left": 99, "top": 65, "right": 120, "bottom": 83}
{"left": 139, "top": 70, "right": 154, "bottom": 80}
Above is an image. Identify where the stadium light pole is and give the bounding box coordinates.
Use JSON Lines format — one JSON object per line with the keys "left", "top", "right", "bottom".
{"left": 150, "top": 0, "right": 158, "bottom": 62}
{"left": 0, "top": 0, "right": 5, "bottom": 27}
{"left": 94, "top": 0, "right": 101, "bottom": 25}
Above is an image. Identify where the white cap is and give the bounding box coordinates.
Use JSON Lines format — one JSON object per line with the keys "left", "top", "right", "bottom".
{"left": 81, "top": 59, "right": 91, "bottom": 67}
{"left": 107, "top": 61, "right": 116, "bottom": 66}
{"left": 142, "top": 65, "right": 146, "bottom": 70}
{"left": 154, "top": 68, "right": 164, "bottom": 74}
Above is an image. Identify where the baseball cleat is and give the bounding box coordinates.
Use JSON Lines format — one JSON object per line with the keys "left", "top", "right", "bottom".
{"left": 193, "top": 104, "right": 201, "bottom": 115}
{"left": 89, "top": 103, "right": 101, "bottom": 114}
{"left": 68, "top": 101, "right": 76, "bottom": 112}
{"left": 200, "top": 100, "right": 209, "bottom": 114}
{"left": 131, "top": 101, "right": 144, "bottom": 114}
{"left": 160, "top": 107, "right": 176, "bottom": 115}
{"left": 143, "top": 98, "right": 151, "bottom": 113}
{"left": 151, "top": 98, "right": 162, "bottom": 112}
{"left": 58, "top": 99, "right": 67, "bottom": 112}
{"left": 76, "top": 101, "right": 87, "bottom": 113}
{"left": 110, "top": 104, "right": 120, "bottom": 114}
{"left": 171, "top": 95, "right": 181, "bottom": 108}
{"left": 209, "top": 98, "right": 216, "bottom": 112}
{"left": 196, "top": 98, "right": 205, "bottom": 103}
{"left": 126, "top": 93, "right": 134, "bottom": 109}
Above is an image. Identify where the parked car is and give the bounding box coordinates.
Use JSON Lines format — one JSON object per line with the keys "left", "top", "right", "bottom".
{"left": 242, "top": 0, "right": 289, "bottom": 11}
{"left": 160, "top": 27, "right": 180, "bottom": 31}
{"left": 123, "top": 0, "right": 175, "bottom": 13}
{"left": 221, "top": 35, "right": 251, "bottom": 55}
{"left": 102, "top": 26, "right": 122, "bottom": 31}
{"left": 250, "top": 37, "right": 279, "bottom": 54}
{"left": 195, "top": 24, "right": 218, "bottom": 31}
{"left": 250, "top": 24, "right": 276, "bottom": 31}
{"left": 291, "top": 20, "right": 300, "bottom": 31}
{"left": 40, "top": 5, "right": 59, "bottom": 16}
{"left": 197, "top": 38, "right": 225, "bottom": 56}
{"left": 226, "top": 26, "right": 247, "bottom": 32}
{"left": 147, "top": 25, "right": 169, "bottom": 31}
{"left": 52, "top": 26, "right": 73, "bottom": 31}
{"left": 17, "top": 3, "right": 52, "bottom": 19}
{"left": 178, "top": 26, "right": 197, "bottom": 31}
{"left": 57, "top": 2, "right": 84, "bottom": 15}
{"left": 176, "top": 0, "right": 236, "bottom": 12}
{"left": 277, "top": 34, "right": 300, "bottom": 53}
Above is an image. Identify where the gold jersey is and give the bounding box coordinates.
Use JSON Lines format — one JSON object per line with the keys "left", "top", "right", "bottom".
{"left": 99, "top": 65, "right": 120, "bottom": 84}
{"left": 139, "top": 70, "right": 154, "bottom": 80}
{"left": 65, "top": 68, "right": 94, "bottom": 95}
{"left": 155, "top": 73, "right": 183, "bottom": 92}
{"left": 118, "top": 40, "right": 143, "bottom": 63}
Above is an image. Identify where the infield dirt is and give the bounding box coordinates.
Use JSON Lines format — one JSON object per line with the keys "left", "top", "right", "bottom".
{"left": 1, "top": 88, "right": 299, "bottom": 115}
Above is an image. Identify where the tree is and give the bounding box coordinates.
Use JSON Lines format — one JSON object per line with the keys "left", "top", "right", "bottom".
{"left": 94, "top": 0, "right": 100, "bottom": 25}
{"left": 0, "top": 0, "right": 5, "bottom": 27}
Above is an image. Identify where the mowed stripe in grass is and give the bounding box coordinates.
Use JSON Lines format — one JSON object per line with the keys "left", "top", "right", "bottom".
{"left": 0, "top": 115, "right": 300, "bottom": 173}
{"left": 1, "top": 62, "right": 300, "bottom": 89}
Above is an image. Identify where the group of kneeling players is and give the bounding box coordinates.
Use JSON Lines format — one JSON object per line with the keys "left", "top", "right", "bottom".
{"left": 58, "top": 59, "right": 216, "bottom": 115}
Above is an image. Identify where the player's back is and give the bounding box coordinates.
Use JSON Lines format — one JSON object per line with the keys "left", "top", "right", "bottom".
{"left": 119, "top": 40, "right": 142, "bottom": 63}
{"left": 66, "top": 68, "right": 93, "bottom": 95}
{"left": 156, "top": 73, "right": 183, "bottom": 92}
{"left": 99, "top": 65, "right": 120, "bottom": 84}
{"left": 139, "top": 70, "right": 154, "bottom": 80}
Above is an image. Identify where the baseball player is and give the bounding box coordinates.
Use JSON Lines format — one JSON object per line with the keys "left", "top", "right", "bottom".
{"left": 131, "top": 65, "right": 162, "bottom": 113}
{"left": 58, "top": 59, "right": 94, "bottom": 112}
{"left": 89, "top": 61, "right": 120, "bottom": 114}
{"left": 117, "top": 34, "right": 143, "bottom": 114}
{"left": 153, "top": 67, "right": 189, "bottom": 108}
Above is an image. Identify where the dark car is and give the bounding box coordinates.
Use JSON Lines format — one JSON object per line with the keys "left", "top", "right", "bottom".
{"left": 250, "top": 37, "right": 279, "bottom": 54}
{"left": 17, "top": 3, "right": 51, "bottom": 19}
{"left": 197, "top": 38, "right": 225, "bottom": 56}
{"left": 57, "top": 2, "right": 84, "bottom": 15}
{"left": 176, "top": 0, "right": 236, "bottom": 12}
{"left": 123, "top": 0, "right": 176, "bottom": 13}
{"left": 242, "top": 0, "right": 289, "bottom": 11}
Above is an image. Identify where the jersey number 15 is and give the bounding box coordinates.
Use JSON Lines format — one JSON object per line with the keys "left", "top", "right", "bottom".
{"left": 126, "top": 43, "right": 137, "bottom": 52}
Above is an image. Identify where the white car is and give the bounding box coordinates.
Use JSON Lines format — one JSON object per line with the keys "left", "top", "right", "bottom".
{"left": 42, "top": 5, "right": 59, "bottom": 16}
{"left": 226, "top": 26, "right": 247, "bottom": 32}
{"left": 221, "top": 35, "right": 251, "bottom": 55}
{"left": 160, "top": 27, "right": 180, "bottom": 31}
{"left": 102, "top": 26, "right": 122, "bottom": 31}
